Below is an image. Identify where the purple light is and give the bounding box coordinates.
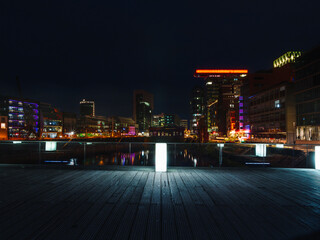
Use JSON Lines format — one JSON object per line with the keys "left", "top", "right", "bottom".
{"left": 239, "top": 109, "right": 243, "bottom": 113}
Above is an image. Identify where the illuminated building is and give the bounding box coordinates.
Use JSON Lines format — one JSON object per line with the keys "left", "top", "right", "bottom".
{"left": 77, "top": 115, "right": 107, "bottom": 137}
{"left": 40, "top": 103, "right": 63, "bottom": 138}
{"left": 249, "top": 82, "right": 296, "bottom": 143}
{"left": 194, "top": 69, "right": 248, "bottom": 136}
{"left": 190, "top": 86, "right": 206, "bottom": 135}
{"left": 273, "top": 51, "right": 302, "bottom": 68}
{"left": 295, "top": 45, "right": 320, "bottom": 141}
{"left": 152, "top": 113, "right": 165, "bottom": 127}
{"left": 0, "top": 96, "right": 40, "bottom": 139}
{"left": 133, "top": 90, "right": 153, "bottom": 133}
{"left": 0, "top": 116, "right": 7, "bottom": 140}
{"left": 80, "top": 99, "right": 95, "bottom": 117}
{"left": 107, "top": 116, "right": 138, "bottom": 136}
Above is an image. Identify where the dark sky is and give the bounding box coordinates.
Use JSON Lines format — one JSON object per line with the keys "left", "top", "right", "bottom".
{"left": 1, "top": 0, "right": 320, "bottom": 119}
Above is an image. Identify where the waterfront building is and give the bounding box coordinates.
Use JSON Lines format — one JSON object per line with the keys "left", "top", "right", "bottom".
{"left": 249, "top": 82, "right": 296, "bottom": 143}
{"left": 107, "top": 116, "right": 138, "bottom": 136}
{"left": 0, "top": 96, "right": 40, "bottom": 139}
{"left": 77, "top": 115, "right": 107, "bottom": 137}
{"left": 194, "top": 69, "right": 248, "bottom": 137}
{"left": 40, "top": 103, "right": 63, "bottom": 139}
{"left": 295, "top": 45, "right": 320, "bottom": 142}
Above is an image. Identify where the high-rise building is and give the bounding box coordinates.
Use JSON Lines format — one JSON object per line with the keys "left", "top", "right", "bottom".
{"left": 194, "top": 69, "right": 248, "bottom": 136}
{"left": 295, "top": 45, "right": 320, "bottom": 141}
{"left": 80, "top": 99, "right": 95, "bottom": 117}
{"left": 133, "top": 90, "right": 154, "bottom": 133}
{"left": 190, "top": 86, "right": 206, "bottom": 135}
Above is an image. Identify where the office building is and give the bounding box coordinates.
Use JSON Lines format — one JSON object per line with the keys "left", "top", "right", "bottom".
{"left": 190, "top": 86, "right": 206, "bottom": 135}
{"left": 295, "top": 46, "right": 320, "bottom": 141}
{"left": 249, "top": 82, "right": 296, "bottom": 143}
{"left": 62, "top": 112, "right": 77, "bottom": 137}
{"left": 133, "top": 90, "right": 153, "bottom": 133}
{"left": 194, "top": 69, "right": 248, "bottom": 137}
{"left": 40, "top": 103, "right": 63, "bottom": 138}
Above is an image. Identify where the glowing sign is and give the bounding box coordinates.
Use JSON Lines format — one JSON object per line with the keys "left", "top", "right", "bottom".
{"left": 196, "top": 69, "right": 248, "bottom": 74}
{"left": 155, "top": 143, "right": 167, "bottom": 172}
{"left": 273, "top": 51, "right": 302, "bottom": 68}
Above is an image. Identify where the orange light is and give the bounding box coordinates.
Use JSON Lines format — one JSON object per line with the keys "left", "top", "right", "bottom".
{"left": 196, "top": 69, "right": 248, "bottom": 74}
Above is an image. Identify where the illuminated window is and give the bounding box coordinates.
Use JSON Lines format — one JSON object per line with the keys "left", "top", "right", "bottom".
{"left": 275, "top": 100, "right": 280, "bottom": 108}
{"left": 1, "top": 123, "right": 5, "bottom": 129}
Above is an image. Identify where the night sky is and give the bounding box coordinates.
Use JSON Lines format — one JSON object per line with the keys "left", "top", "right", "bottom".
{"left": 1, "top": 1, "right": 319, "bottom": 119}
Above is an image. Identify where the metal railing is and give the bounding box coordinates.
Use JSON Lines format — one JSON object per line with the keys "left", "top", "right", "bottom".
{"left": 0, "top": 141, "right": 318, "bottom": 168}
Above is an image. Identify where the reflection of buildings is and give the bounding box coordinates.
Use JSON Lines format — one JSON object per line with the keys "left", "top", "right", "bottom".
{"left": 40, "top": 103, "right": 63, "bottom": 138}
{"left": 0, "top": 96, "right": 40, "bottom": 139}
{"left": 190, "top": 86, "right": 206, "bottom": 135}
{"left": 107, "top": 116, "right": 138, "bottom": 136}
{"left": 133, "top": 90, "right": 153, "bottom": 133}
{"left": 80, "top": 99, "right": 95, "bottom": 117}
{"left": 295, "top": 46, "right": 320, "bottom": 141}
{"left": 194, "top": 69, "right": 248, "bottom": 137}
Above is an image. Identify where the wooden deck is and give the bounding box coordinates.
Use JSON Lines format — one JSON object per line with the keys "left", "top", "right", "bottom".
{"left": 0, "top": 166, "right": 320, "bottom": 239}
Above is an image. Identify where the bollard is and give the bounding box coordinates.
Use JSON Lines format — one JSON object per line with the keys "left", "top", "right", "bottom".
{"left": 155, "top": 143, "right": 167, "bottom": 172}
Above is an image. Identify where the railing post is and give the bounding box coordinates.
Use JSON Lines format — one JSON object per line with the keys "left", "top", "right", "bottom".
{"left": 218, "top": 144, "right": 224, "bottom": 167}
{"left": 38, "top": 142, "right": 41, "bottom": 165}
{"left": 83, "top": 143, "right": 86, "bottom": 167}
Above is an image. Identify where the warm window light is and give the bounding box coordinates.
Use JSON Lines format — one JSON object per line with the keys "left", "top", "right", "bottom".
{"left": 155, "top": 143, "right": 167, "bottom": 172}
{"left": 1, "top": 123, "right": 5, "bottom": 129}
{"left": 45, "top": 142, "right": 57, "bottom": 151}
{"left": 276, "top": 144, "right": 284, "bottom": 148}
{"left": 315, "top": 146, "right": 320, "bottom": 169}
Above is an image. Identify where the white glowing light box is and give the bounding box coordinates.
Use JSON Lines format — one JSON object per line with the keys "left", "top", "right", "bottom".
{"left": 45, "top": 141, "right": 57, "bottom": 151}
{"left": 315, "top": 146, "right": 320, "bottom": 169}
{"left": 155, "top": 143, "right": 167, "bottom": 172}
{"left": 255, "top": 144, "right": 266, "bottom": 157}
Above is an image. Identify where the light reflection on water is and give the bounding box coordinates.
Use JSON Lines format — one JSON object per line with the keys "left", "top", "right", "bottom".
{"left": 79, "top": 149, "right": 203, "bottom": 167}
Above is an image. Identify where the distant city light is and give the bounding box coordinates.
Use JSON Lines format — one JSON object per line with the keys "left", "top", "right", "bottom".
{"left": 196, "top": 69, "right": 248, "bottom": 74}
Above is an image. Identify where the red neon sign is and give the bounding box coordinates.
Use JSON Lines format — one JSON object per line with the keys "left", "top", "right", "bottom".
{"left": 196, "top": 69, "right": 248, "bottom": 74}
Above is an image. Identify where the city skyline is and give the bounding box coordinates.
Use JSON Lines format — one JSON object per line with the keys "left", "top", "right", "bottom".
{"left": 1, "top": 1, "right": 320, "bottom": 119}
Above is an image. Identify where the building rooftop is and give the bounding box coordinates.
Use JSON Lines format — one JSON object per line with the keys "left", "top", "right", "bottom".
{"left": 1, "top": 165, "right": 320, "bottom": 239}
